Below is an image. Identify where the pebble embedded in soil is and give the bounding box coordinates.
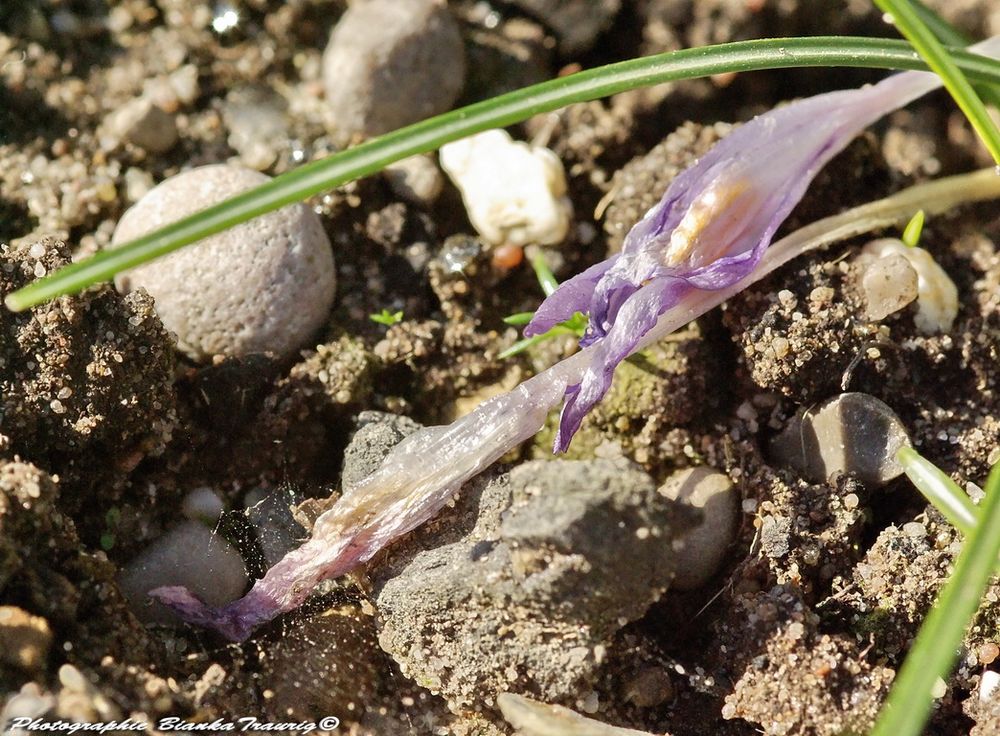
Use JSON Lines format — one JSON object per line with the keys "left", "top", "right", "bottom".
{"left": 119, "top": 520, "right": 248, "bottom": 625}
{"left": 180, "top": 487, "right": 224, "bottom": 524}
{"left": 383, "top": 154, "right": 444, "bottom": 207}
{"left": 497, "top": 692, "right": 653, "bottom": 736}
{"left": 112, "top": 164, "right": 336, "bottom": 363}
{"left": 0, "top": 605, "right": 53, "bottom": 673}
{"left": 372, "top": 455, "right": 693, "bottom": 709}
{"left": 858, "top": 237, "right": 959, "bottom": 333}
{"left": 859, "top": 251, "right": 919, "bottom": 321}
{"left": 321, "top": 0, "right": 466, "bottom": 142}
{"left": 505, "top": 0, "right": 621, "bottom": 54}
{"left": 658, "top": 467, "right": 738, "bottom": 590}
{"left": 770, "top": 392, "right": 911, "bottom": 487}
{"left": 440, "top": 128, "right": 573, "bottom": 248}
{"left": 103, "top": 97, "right": 178, "bottom": 154}
{"left": 221, "top": 85, "right": 289, "bottom": 171}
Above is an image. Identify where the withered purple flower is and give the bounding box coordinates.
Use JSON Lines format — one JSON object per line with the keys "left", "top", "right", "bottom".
{"left": 525, "top": 42, "right": 1000, "bottom": 451}
{"left": 153, "top": 41, "right": 1000, "bottom": 640}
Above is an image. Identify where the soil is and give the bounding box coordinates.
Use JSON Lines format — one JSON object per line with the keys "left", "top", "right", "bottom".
{"left": 2, "top": 1, "right": 1000, "bottom": 735}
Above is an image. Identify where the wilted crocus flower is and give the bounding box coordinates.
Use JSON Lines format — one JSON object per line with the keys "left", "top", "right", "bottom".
{"left": 154, "top": 39, "right": 1000, "bottom": 640}
{"left": 526, "top": 36, "right": 1000, "bottom": 452}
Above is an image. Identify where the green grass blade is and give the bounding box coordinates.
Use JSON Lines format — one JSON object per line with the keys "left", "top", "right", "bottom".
{"left": 870, "top": 459, "right": 1000, "bottom": 736}
{"left": 909, "top": 0, "right": 1000, "bottom": 108}
{"left": 498, "top": 334, "right": 552, "bottom": 360}
{"left": 11, "top": 36, "right": 1000, "bottom": 311}
{"left": 876, "top": 0, "right": 1000, "bottom": 163}
{"left": 529, "top": 251, "right": 559, "bottom": 297}
{"left": 503, "top": 312, "right": 536, "bottom": 326}
{"left": 898, "top": 446, "right": 978, "bottom": 534}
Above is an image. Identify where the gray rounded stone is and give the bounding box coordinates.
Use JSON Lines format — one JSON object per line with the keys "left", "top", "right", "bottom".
{"left": 658, "top": 467, "right": 738, "bottom": 590}
{"left": 112, "top": 164, "right": 336, "bottom": 362}
{"left": 119, "top": 520, "right": 248, "bottom": 625}
{"left": 321, "top": 0, "right": 466, "bottom": 142}
{"left": 770, "top": 392, "right": 911, "bottom": 487}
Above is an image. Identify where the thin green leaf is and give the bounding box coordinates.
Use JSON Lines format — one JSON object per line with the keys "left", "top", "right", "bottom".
{"left": 498, "top": 334, "right": 553, "bottom": 360}
{"left": 529, "top": 251, "right": 559, "bottom": 298}
{"left": 11, "top": 37, "right": 1000, "bottom": 311}
{"left": 503, "top": 312, "right": 536, "bottom": 326}
{"left": 871, "top": 457, "right": 1000, "bottom": 736}
{"left": 898, "top": 446, "right": 978, "bottom": 533}
{"left": 876, "top": 0, "right": 1000, "bottom": 163}
{"left": 909, "top": 0, "right": 1000, "bottom": 109}
{"left": 901, "top": 209, "right": 925, "bottom": 247}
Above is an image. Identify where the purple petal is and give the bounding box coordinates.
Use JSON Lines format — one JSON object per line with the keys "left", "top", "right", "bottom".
{"left": 554, "top": 276, "right": 691, "bottom": 452}
{"left": 524, "top": 255, "right": 618, "bottom": 337}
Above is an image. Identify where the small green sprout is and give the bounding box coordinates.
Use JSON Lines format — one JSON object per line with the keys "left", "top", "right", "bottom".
{"left": 499, "top": 251, "right": 587, "bottom": 359}
{"left": 370, "top": 308, "right": 404, "bottom": 326}
{"left": 901, "top": 209, "right": 926, "bottom": 247}
{"left": 101, "top": 507, "right": 121, "bottom": 551}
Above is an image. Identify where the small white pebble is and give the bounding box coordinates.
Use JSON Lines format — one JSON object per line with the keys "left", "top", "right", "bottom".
{"left": 931, "top": 676, "right": 948, "bottom": 699}
{"left": 440, "top": 129, "right": 573, "bottom": 248}
{"left": 980, "top": 670, "right": 1000, "bottom": 703}
{"left": 860, "top": 252, "right": 918, "bottom": 320}
{"left": 860, "top": 238, "right": 958, "bottom": 333}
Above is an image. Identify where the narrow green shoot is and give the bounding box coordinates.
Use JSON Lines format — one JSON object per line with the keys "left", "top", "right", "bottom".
{"left": 901, "top": 209, "right": 926, "bottom": 247}
{"left": 898, "top": 446, "right": 978, "bottom": 533}
{"left": 909, "top": 0, "right": 1000, "bottom": 109}
{"left": 370, "top": 308, "right": 404, "bottom": 326}
{"left": 876, "top": 0, "right": 1000, "bottom": 163}
{"left": 529, "top": 251, "right": 559, "bottom": 298}
{"left": 871, "top": 458, "right": 1000, "bottom": 736}
{"left": 11, "top": 37, "right": 1000, "bottom": 311}
{"left": 500, "top": 250, "right": 588, "bottom": 359}
{"left": 503, "top": 312, "right": 536, "bottom": 327}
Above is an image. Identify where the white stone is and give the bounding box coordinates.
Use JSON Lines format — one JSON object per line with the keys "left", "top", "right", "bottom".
{"left": 980, "top": 670, "right": 1000, "bottom": 703}
{"left": 112, "top": 164, "right": 336, "bottom": 362}
{"left": 860, "top": 238, "right": 958, "bottom": 333}
{"left": 439, "top": 129, "right": 572, "bottom": 247}
{"left": 860, "top": 252, "right": 918, "bottom": 321}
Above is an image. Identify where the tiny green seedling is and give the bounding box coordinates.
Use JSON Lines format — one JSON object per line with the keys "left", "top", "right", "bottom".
{"left": 370, "top": 308, "right": 404, "bottom": 326}
{"left": 901, "top": 209, "right": 926, "bottom": 247}
{"left": 499, "top": 251, "right": 587, "bottom": 359}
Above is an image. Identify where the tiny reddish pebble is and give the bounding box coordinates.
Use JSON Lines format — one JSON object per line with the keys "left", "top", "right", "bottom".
{"left": 492, "top": 244, "right": 524, "bottom": 270}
